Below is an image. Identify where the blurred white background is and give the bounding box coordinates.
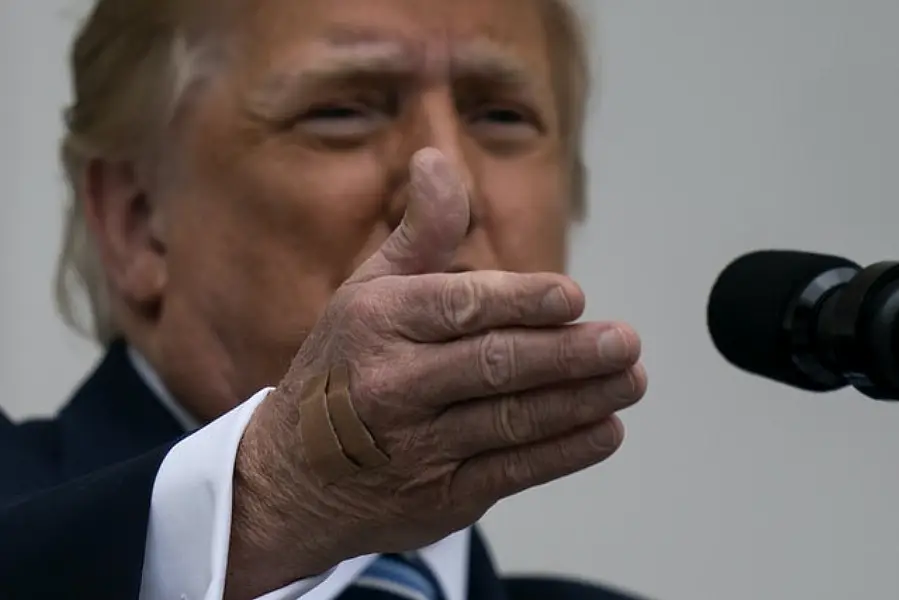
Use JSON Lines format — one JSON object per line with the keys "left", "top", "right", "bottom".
{"left": 2, "top": 1, "right": 898, "bottom": 599}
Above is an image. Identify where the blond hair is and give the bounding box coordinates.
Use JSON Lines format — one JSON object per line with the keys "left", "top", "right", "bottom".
{"left": 55, "top": 0, "right": 593, "bottom": 345}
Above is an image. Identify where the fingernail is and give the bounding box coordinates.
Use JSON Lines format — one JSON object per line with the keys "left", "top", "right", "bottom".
{"left": 413, "top": 147, "right": 445, "bottom": 172}
{"left": 597, "top": 328, "right": 630, "bottom": 362}
{"left": 605, "top": 370, "right": 637, "bottom": 401}
{"left": 541, "top": 286, "right": 571, "bottom": 314}
{"left": 587, "top": 417, "right": 623, "bottom": 452}
{"left": 411, "top": 148, "right": 454, "bottom": 199}
{"left": 600, "top": 418, "right": 624, "bottom": 448}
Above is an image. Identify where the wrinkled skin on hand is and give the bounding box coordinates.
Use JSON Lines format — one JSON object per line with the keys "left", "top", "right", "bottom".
{"left": 230, "top": 149, "right": 645, "bottom": 596}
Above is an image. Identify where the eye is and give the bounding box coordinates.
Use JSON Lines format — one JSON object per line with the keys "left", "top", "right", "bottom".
{"left": 467, "top": 104, "right": 541, "bottom": 143}
{"left": 304, "top": 105, "right": 366, "bottom": 120}
{"left": 477, "top": 107, "right": 528, "bottom": 124}
{"left": 295, "top": 102, "right": 388, "bottom": 140}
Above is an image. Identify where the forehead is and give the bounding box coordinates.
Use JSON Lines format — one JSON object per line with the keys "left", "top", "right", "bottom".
{"left": 228, "top": 0, "right": 552, "bottom": 82}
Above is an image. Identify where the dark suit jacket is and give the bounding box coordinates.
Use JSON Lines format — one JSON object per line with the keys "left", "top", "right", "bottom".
{"left": 0, "top": 340, "right": 647, "bottom": 600}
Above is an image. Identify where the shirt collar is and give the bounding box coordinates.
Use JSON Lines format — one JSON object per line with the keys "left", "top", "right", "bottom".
{"left": 126, "top": 345, "right": 201, "bottom": 433}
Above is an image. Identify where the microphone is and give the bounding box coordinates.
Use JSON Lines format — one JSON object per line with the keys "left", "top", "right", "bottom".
{"left": 707, "top": 250, "right": 899, "bottom": 401}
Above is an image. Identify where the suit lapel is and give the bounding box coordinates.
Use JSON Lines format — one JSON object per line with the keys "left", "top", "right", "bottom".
{"left": 56, "top": 339, "right": 186, "bottom": 479}
{"left": 467, "top": 527, "right": 508, "bottom": 600}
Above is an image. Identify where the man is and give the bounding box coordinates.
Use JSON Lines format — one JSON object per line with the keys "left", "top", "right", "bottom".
{"left": 0, "top": 0, "right": 649, "bottom": 599}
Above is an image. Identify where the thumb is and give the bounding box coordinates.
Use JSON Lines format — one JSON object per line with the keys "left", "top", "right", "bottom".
{"left": 350, "top": 147, "right": 471, "bottom": 282}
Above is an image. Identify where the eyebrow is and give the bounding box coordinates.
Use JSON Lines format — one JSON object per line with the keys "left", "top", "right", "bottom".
{"left": 245, "top": 39, "right": 414, "bottom": 117}
{"left": 245, "top": 32, "right": 542, "bottom": 118}
{"left": 450, "top": 40, "right": 537, "bottom": 92}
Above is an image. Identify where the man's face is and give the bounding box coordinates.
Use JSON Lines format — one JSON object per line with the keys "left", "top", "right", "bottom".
{"left": 153, "top": 0, "right": 573, "bottom": 418}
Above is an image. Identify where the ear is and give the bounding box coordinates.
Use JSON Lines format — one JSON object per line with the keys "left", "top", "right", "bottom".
{"left": 80, "top": 158, "right": 167, "bottom": 317}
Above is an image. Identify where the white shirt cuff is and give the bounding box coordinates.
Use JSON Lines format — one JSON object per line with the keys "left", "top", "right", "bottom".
{"left": 138, "top": 387, "right": 471, "bottom": 600}
{"left": 139, "top": 388, "right": 331, "bottom": 600}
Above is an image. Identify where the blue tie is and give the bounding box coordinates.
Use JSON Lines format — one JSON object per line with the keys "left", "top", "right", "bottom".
{"left": 340, "top": 554, "right": 444, "bottom": 600}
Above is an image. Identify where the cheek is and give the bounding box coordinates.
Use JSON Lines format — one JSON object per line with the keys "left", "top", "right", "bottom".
{"left": 187, "top": 146, "right": 392, "bottom": 270}
{"left": 161, "top": 149, "right": 394, "bottom": 334}
{"left": 480, "top": 159, "right": 570, "bottom": 272}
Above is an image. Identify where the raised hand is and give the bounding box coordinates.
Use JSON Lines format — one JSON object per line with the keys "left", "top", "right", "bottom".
{"left": 227, "top": 147, "right": 646, "bottom": 599}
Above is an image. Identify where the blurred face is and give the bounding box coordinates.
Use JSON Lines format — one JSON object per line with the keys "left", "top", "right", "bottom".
{"left": 144, "top": 0, "right": 573, "bottom": 419}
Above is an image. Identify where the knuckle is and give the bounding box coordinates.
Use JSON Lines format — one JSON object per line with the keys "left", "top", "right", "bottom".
{"left": 477, "top": 332, "right": 517, "bottom": 390}
{"left": 439, "top": 274, "right": 482, "bottom": 333}
{"left": 568, "top": 385, "right": 603, "bottom": 421}
{"left": 504, "top": 450, "right": 538, "bottom": 486}
{"left": 343, "top": 285, "right": 398, "bottom": 334}
{"left": 494, "top": 395, "right": 538, "bottom": 444}
{"left": 554, "top": 442, "right": 581, "bottom": 469}
{"left": 343, "top": 289, "right": 379, "bottom": 319}
{"left": 552, "top": 329, "right": 580, "bottom": 377}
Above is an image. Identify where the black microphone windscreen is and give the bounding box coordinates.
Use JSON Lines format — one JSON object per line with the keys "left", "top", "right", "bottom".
{"left": 707, "top": 250, "right": 859, "bottom": 390}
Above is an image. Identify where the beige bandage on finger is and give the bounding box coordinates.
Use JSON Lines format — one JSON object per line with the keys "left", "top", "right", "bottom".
{"left": 298, "top": 365, "right": 389, "bottom": 485}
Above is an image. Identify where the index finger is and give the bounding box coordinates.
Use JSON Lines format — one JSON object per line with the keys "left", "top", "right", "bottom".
{"left": 388, "top": 270, "right": 585, "bottom": 342}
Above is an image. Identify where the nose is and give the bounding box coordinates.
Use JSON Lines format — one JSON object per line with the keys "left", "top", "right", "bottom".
{"left": 384, "top": 85, "right": 480, "bottom": 241}
{"left": 381, "top": 86, "right": 500, "bottom": 273}
{"left": 407, "top": 87, "right": 476, "bottom": 196}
